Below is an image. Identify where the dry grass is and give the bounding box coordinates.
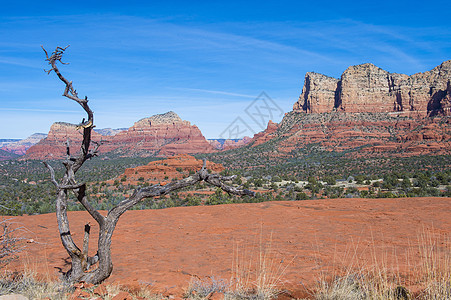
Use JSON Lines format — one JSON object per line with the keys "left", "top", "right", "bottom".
{"left": 0, "top": 268, "right": 163, "bottom": 299}
{"left": 185, "top": 230, "right": 292, "bottom": 300}
{"left": 228, "top": 232, "right": 290, "bottom": 299}
{"left": 0, "top": 218, "right": 28, "bottom": 270}
{"left": 0, "top": 268, "right": 72, "bottom": 299}
{"left": 1, "top": 228, "right": 449, "bottom": 299}
{"left": 415, "top": 230, "right": 451, "bottom": 299}
{"left": 307, "top": 229, "right": 451, "bottom": 300}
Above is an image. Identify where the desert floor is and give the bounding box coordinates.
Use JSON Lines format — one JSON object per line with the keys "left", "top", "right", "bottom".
{"left": 6, "top": 197, "right": 451, "bottom": 298}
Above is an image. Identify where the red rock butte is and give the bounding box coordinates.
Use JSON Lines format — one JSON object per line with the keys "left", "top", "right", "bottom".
{"left": 293, "top": 60, "right": 451, "bottom": 116}
{"left": 24, "top": 112, "right": 215, "bottom": 160}
{"left": 249, "top": 61, "right": 451, "bottom": 157}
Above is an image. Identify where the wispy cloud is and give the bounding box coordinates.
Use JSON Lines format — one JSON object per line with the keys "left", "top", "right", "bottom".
{"left": 1, "top": 12, "right": 450, "bottom": 138}
{"left": 0, "top": 56, "right": 41, "bottom": 69}
{"left": 171, "top": 87, "right": 256, "bottom": 98}
{"left": 0, "top": 108, "right": 79, "bottom": 113}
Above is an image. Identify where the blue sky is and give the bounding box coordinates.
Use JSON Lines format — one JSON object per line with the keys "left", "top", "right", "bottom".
{"left": 0, "top": 0, "right": 450, "bottom": 139}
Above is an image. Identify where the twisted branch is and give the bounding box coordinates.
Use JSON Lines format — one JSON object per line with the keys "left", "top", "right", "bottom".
{"left": 42, "top": 45, "right": 255, "bottom": 284}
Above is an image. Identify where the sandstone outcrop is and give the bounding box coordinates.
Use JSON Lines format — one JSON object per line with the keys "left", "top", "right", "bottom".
{"left": 24, "top": 112, "right": 215, "bottom": 160}
{"left": 0, "top": 133, "right": 47, "bottom": 156}
{"left": 104, "top": 111, "right": 214, "bottom": 156}
{"left": 119, "top": 154, "right": 224, "bottom": 185}
{"left": 293, "top": 72, "right": 339, "bottom": 113}
{"left": 251, "top": 120, "right": 279, "bottom": 146}
{"left": 293, "top": 60, "right": 451, "bottom": 116}
{"left": 11, "top": 197, "right": 451, "bottom": 297}
{"left": 25, "top": 122, "right": 104, "bottom": 160}
{"left": 252, "top": 111, "right": 451, "bottom": 157}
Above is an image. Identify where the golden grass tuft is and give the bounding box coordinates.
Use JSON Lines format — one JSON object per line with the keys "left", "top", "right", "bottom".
{"left": 307, "top": 229, "right": 451, "bottom": 300}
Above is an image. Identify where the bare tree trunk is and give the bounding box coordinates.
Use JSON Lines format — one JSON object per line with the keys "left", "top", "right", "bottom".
{"left": 41, "top": 46, "right": 254, "bottom": 284}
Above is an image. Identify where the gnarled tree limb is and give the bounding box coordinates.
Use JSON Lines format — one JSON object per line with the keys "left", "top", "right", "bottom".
{"left": 42, "top": 45, "right": 254, "bottom": 284}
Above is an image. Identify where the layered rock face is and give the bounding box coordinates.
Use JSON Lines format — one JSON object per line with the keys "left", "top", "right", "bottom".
{"left": 105, "top": 111, "right": 214, "bottom": 156}
{"left": 293, "top": 72, "right": 339, "bottom": 113}
{"left": 251, "top": 120, "right": 279, "bottom": 146}
{"left": 25, "top": 112, "right": 214, "bottom": 160}
{"left": 257, "top": 111, "right": 451, "bottom": 157}
{"left": 25, "top": 123, "right": 104, "bottom": 159}
{"left": 0, "top": 133, "right": 46, "bottom": 155}
{"left": 293, "top": 60, "right": 451, "bottom": 116}
{"left": 208, "top": 137, "right": 252, "bottom": 150}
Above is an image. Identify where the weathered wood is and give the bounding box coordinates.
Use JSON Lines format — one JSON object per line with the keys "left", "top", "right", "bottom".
{"left": 81, "top": 223, "right": 90, "bottom": 271}
{"left": 42, "top": 45, "right": 254, "bottom": 284}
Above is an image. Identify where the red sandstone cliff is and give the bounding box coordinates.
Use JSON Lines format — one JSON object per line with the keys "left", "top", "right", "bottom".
{"left": 24, "top": 112, "right": 214, "bottom": 160}
{"left": 25, "top": 122, "right": 104, "bottom": 160}
{"left": 104, "top": 111, "right": 214, "bottom": 156}
{"left": 293, "top": 60, "right": 451, "bottom": 116}
{"left": 251, "top": 120, "right": 279, "bottom": 146}
{"left": 256, "top": 111, "right": 451, "bottom": 157}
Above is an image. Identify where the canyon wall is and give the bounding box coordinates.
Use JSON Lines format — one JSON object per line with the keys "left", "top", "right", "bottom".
{"left": 293, "top": 60, "right": 451, "bottom": 116}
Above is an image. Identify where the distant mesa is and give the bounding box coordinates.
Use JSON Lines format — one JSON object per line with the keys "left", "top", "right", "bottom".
{"left": 94, "top": 128, "right": 127, "bottom": 136}
{"left": 208, "top": 137, "right": 252, "bottom": 150}
{"left": 245, "top": 60, "right": 451, "bottom": 157}
{"left": 7, "top": 61, "right": 451, "bottom": 161}
{"left": 0, "top": 133, "right": 47, "bottom": 156}
{"left": 293, "top": 60, "right": 451, "bottom": 116}
{"left": 24, "top": 111, "right": 215, "bottom": 160}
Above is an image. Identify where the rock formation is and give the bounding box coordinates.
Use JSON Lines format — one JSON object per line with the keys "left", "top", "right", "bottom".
{"left": 25, "top": 122, "right": 104, "bottom": 160}
{"left": 253, "top": 111, "right": 451, "bottom": 157}
{"left": 24, "top": 112, "right": 215, "bottom": 160}
{"left": 118, "top": 154, "right": 224, "bottom": 185}
{"left": 0, "top": 133, "right": 47, "bottom": 156}
{"left": 293, "top": 60, "right": 451, "bottom": 116}
{"left": 208, "top": 137, "right": 252, "bottom": 150}
{"left": 251, "top": 120, "right": 279, "bottom": 146}
{"left": 293, "top": 72, "right": 339, "bottom": 113}
{"left": 104, "top": 111, "right": 214, "bottom": 156}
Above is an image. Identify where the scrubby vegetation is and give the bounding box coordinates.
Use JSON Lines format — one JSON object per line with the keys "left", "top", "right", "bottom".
{"left": 0, "top": 150, "right": 450, "bottom": 216}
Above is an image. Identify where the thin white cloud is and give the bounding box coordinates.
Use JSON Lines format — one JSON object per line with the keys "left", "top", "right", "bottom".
{"left": 0, "top": 57, "right": 40, "bottom": 69}
{"left": 171, "top": 87, "right": 256, "bottom": 98}
{"left": 0, "top": 108, "right": 79, "bottom": 113}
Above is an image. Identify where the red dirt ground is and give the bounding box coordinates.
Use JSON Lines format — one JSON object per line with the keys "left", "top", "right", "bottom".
{"left": 6, "top": 197, "right": 451, "bottom": 298}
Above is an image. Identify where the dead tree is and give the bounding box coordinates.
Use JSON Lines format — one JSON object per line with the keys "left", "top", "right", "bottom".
{"left": 42, "top": 45, "right": 254, "bottom": 284}
{"left": 0, "top": 218, "right": 26, "bottom": 269}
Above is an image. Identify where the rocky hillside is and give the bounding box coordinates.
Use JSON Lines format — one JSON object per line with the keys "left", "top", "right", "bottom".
{"left": 24, "top": 112, "right": 214, "bottom": 160}
{"left": 248, "top": 61, "right": 451, "bottom": 158}
{"left": 251, "top": 112, "right": 451, "bottom": 157}
{"left": 208, "top": 137, "right": 252, "bottom": 150}
{"left": 293, "top": 61, "right": 451, "bottom": 116}
{"left": 115, "top": 154, "right": 224, "bottom": 185}
{"left": 0, "top": 134, "right": 46, "bottom": 155}
{"left": 0, "top": 149, "right": 19, "bottom": 161}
